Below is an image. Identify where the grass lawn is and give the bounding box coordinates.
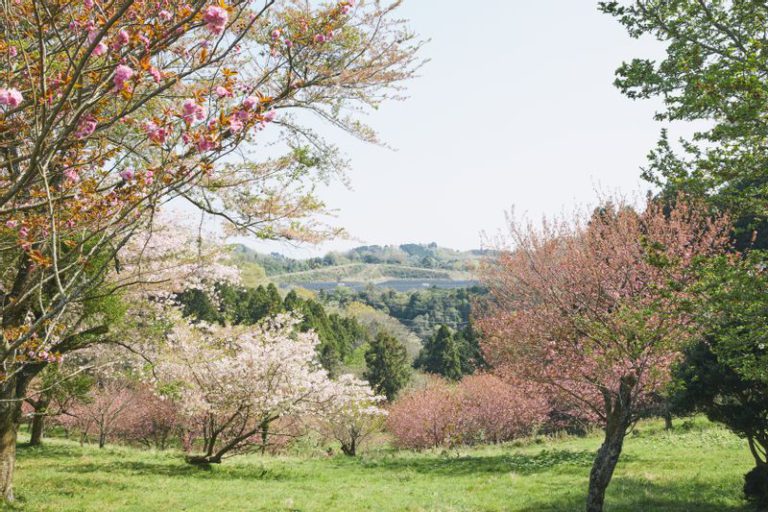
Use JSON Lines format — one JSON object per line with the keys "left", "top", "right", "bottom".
{"left": 3, "top": 418, "right": 754, "bottom": 511}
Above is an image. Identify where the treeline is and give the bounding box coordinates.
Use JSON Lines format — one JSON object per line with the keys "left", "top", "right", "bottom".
{"left": 231, "top": 243, "right": 487, "bottom": 276}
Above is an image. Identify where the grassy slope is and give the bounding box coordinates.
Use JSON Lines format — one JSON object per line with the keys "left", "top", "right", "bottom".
{"left": 7, "top": 419, "right": 752, "bottom": 512}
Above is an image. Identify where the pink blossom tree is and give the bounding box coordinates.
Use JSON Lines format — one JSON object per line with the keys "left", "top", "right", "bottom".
{"left": 0, "top": 0, "right": 420, "bottom": 499}
{"left": 477, "top": 198, "right": 731, "bottom": 512}
{"left": 111, "top": 385, "right": 181, "bottom": 450}
{"left": 58, "top": 379, "right": 135, "bottom": 448}
{"left": 386, "top": 377, "right": 462, "bottom": 450}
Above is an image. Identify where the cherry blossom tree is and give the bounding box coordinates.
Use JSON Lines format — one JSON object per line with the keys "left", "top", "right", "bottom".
{"left": 0, "top": 0, "right": 420, "bottom": 499}
{"left": 315, "top": 374, "right": 386, "bottom": 456}
{"left": 386, "top": 377, "right": 462, "bottom": 450}
{"left": 158, "top": 313, "right": 382, "bottom": 464}
{"left": 458, "top": 374, "right": 549, "bottom": 445}
{"left": 111, "top": 385, "right": 181, "bottom": 450}
{"left": 58, "top": 379, "right": 135, "bottom": 448}
{"left": 477, "top": 198, "right": 731, "bottom": 512}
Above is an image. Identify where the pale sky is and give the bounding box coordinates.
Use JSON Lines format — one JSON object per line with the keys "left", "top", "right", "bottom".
{"left": 243, "top": 1, "right": 671, "bottom": 258}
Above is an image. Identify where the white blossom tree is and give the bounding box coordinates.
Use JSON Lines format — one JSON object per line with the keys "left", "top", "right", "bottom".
{"left": 159, "top": 313, "right": 382, "bottom": 464}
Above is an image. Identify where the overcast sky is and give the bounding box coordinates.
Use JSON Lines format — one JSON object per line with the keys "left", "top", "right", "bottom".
{"left": 241, "top": 1, "right": 670, "bottom": 257}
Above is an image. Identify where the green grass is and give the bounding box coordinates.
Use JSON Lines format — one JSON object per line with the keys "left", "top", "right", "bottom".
{"left": 5, "top": 419, "right": 754, "bottom": 511}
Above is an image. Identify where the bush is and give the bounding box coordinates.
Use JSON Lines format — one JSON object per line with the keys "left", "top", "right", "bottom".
{"left": 387, "top": 374, "right": 550, "bottom": 449}
{"left": 458, "top": 374, "right": 548, "bottom": 444}
{"left": 112, "top": 386, "right": 182, "bottom": 450}
{"left": 386, "top": 378, "right": 461, "bottom": 450}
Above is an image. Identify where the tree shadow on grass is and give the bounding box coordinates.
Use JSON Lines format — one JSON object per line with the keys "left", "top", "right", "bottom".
{"left": 354, "top": 449, "right": 600, "bottom": 477}
{"left": 523, "top": 475, "right": 753, "bottom": 512}
{"left": 64, "top": 459, "right": 297, "bottom": 482}
{"left": 17, "top": 442, "right": 295, "bottom": 482}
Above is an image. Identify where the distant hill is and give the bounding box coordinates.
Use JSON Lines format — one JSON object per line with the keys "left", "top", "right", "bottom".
{"left": 230, "top": 243, "right": 490, "bottom": 290}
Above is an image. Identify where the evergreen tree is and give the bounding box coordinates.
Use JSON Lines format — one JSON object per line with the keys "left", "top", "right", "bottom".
{"left": 364, "top": 332, "right": 410, "bottom": 401}
{"left": 414, "top": 325, "right": 462, "bottom": 380}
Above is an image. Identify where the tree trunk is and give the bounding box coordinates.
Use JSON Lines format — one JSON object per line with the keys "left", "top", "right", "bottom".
{"left": 0, "top": 376, "right": 26, "bottom": 503}
{"left": 185, "top": 454, "right": 222, "bottom": 465}
{"left": 586, "top": 420, "right": 628, "bottom": 512}
{"left": 341, "top": 439, "right": 356, "bottom": 457}
{"left": 586, "top": 377, "right": 635, "bottom": 512}
{"left": 29, "top": 414, "right": 45, "bottom": 446}
{"left": 0, "top": 417, "right": 17, "bottom": 504}
{"left": 664, "top": 411, "right": 673, "bottom": 431}
{"left": 260, "top": 422, "right": 269, "bottom": 455}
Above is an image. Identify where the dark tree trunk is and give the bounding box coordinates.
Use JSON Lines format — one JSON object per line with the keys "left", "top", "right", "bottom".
{"left": 664, "top": 411, "right": 673, "bottom": 431}
{"left": 0, "top": 372, "right": 31, "bottom": 503}
{"left": 29, "top": 414, "right": 45, "bottom": 446}
{"left": 586, "top": 377, "right": 635, "bottom": 512}
{"left": 260, "top": 421, "right": 269, "bottom": 455}
{"left": 341, "top": 439, "right": 356, "bottom": 457}
{"left": 0, "top": 408, "right": 17, "bottom": 504}
{"left": 186, "top": 454, "right": 222, "bottom": 465}
{"left": 28, "top": 394, "right": 51, "bottom": 446}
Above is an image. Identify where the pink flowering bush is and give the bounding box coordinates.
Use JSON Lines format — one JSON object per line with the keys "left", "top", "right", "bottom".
{"left": 386, "top": 378, "right": 462, "bottom": 450}
{"left": 111, "top": 386, "right": 182, "bottom": 450}
{"left": 387, "top": 375, "right": 550, "bottom": 450}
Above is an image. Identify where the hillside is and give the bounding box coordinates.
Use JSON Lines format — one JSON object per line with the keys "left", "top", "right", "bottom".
{"left": 230, "top": 243, "right": 487, "bottom": 290}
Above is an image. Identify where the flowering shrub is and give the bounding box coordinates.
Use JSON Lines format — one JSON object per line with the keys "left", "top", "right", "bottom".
{"left": 387, "top": 378, "right": 462, "bottom": 450}
{"left": 458, "top": 374, "right": 549, "bottom": 444}
{"left": 111, "top": 386, "right": 182, "bottom": 450}
{"left": 387, "top": 375, "right": 550, "bottom": 450}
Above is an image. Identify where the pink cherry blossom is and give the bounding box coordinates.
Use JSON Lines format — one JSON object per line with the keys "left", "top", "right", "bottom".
{"left": 5, "top": 220, "right": 18, "bottom": 229}
{"left": 263, "top": 110, "right": 277, "bottom": 123}
{"left": 195, "top": 135, "right": 216, "bottom": 152}
{"left": 159, "top": 10, "right": 172, "bottom": 22}
{"left": 203, "top": 5, "right": 228, "bottom": 34}
{"left": 243, "top": 96, "right": 258, "bottom": 110}
{"left": 0, "top": 88, "right": 23, "bottom": 108}
{"left": 116, "top": 29, "right": 130, "bottom": 47}
{"left": 8, "top": 47, "right": 16, "bottom": 57}
{"left": 64, "top": 168, "right": 79, "bottom": 183}
{"left": 74, "top": 114, "right": 98, "bottom": 139}
{"left": 119, "top": 168, "right": 134, "bottom": 181}
{"left": 215, "top": 86, "right": 232, "bottom": 98}
{"left": 229, "top": 117, "right": 243, "bottom": 133}
{"left": 270, "top": 29, "right": 281, "bottom": 40}
{"left": 92, "top": 42, "right": 107, "bottom": 57}
{"left": 149, "top": 67, "right": 163, "bottom": 83}
{"left": 143, "top": 120, "right": 168, "bottom": 144}
{"left": 182, "top": 99, "right": 206, "bottom": 123}
{"left": 113, "top": 64, "right": 134, "bottom": 91}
